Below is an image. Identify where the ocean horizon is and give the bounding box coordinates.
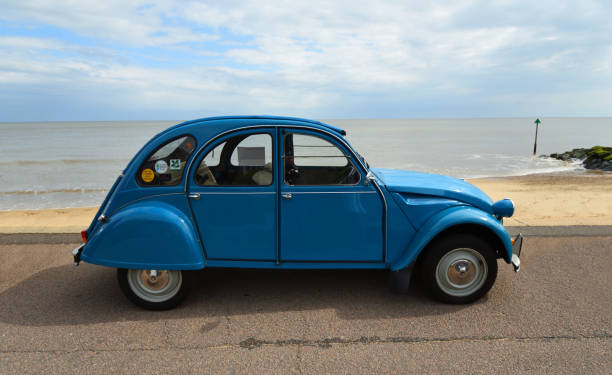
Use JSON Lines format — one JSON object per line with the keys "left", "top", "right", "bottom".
{"left": 1, "top": 117, "right": 610, "bottom": 210}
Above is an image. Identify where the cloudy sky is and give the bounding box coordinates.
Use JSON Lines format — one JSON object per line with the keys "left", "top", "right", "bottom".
{"left": 0, "top": 0, "right": 611, "bottom": 121}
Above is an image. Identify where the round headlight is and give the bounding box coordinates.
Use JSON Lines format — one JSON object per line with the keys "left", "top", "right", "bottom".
{"left": 492, "top": 198, "right": 515, "bottom": 218}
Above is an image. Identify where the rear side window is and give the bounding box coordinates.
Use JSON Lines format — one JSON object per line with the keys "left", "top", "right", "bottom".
{"left": 137, "top": 135, "right": 196, "bottom": 186}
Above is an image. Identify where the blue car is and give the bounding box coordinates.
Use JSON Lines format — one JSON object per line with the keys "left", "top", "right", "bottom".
{"left": 73, "top": 116, "right": 522, "bottom": 310}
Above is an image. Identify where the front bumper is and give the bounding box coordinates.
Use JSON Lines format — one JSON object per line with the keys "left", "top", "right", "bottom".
{"left": 511, "top": 233, "right": 523, "bottom": 272}
{"left": 72, "top": 244, "right": 84, "bottom": 266}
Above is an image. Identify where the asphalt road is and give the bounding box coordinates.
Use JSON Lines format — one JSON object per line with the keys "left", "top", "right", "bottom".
{"left": 1, "top": 231, "right": 611, "bottom": 373}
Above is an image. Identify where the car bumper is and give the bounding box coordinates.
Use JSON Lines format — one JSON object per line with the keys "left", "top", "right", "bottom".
{"left": 511, "top": 233, "right": 523, "bottom": 272}
{"left": 72, "top": 244, "right": 84, "bottom": 266}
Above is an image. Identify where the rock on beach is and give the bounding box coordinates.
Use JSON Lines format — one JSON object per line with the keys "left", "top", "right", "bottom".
{"left": 549, "top": 146, "right": 612, "bottom": 171}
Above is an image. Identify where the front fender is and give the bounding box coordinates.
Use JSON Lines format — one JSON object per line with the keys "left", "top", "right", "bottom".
{"left": 390, "top": 206, "right": 513, "bottom": 271}
{"left": 81, "top": 201, "right": 204, "bottom": 270}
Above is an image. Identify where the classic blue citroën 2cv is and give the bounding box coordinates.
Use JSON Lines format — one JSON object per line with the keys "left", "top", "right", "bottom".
{"left": 73, "top": 116, "right": 522, "bottom": 310}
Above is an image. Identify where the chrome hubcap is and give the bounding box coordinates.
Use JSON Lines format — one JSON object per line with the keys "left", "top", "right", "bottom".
{"left": 127, "top": 269, "right": 182, "bottom": 303}
{"left": 448, "top": 259, "right": 476, "bottom": 285}
{"left": 139, "top": 270, "right": 170, "bottom": 291}
{"left": 435, "top": 248, "right": 488, "bottom": 297}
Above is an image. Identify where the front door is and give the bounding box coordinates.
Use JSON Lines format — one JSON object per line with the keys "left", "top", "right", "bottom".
{"left": 188, "top": 129, "right": 277, "bottom": 261}
{"left": 279, "top": 129, "right": 383, "bottom": 262}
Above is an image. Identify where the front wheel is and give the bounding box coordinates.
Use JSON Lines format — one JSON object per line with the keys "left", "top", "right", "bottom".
{"left": 420, "top": 234, "right": 498, "bottom": 304}
{"left": 117, "top": 268, "right": 192, "bottom": 310}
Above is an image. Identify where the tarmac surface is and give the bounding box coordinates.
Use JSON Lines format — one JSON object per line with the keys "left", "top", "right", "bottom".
{"left": 1, "top": 229, "right": 611, "bottom": 373}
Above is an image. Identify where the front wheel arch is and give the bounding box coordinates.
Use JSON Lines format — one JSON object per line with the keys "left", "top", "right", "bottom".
{"left": 420, "top": 223, "right": 507, "bottom": 261}
{"left": 391, "top": 207, "right": 513, "bottom": 272}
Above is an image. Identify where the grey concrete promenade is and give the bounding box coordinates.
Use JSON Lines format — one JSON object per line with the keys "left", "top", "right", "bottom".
{"left": 1, "top": 229, "right": 611, "bottom": 373}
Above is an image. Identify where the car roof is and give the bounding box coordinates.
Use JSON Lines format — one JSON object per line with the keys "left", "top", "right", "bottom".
{"left": 166, "top": 115, "right": 346, "bottom": 137}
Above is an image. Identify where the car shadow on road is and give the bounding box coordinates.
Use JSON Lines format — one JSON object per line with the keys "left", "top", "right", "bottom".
{"left": 0, "top": 263, "right": 477, "bottom": 326}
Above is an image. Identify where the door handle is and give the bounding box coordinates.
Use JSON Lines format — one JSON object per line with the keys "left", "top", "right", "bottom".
{"left": 188, "top": 193, "right": 200, "bottom": 200}
{"left": 281, "top": 193, "right": 292, "bottom": 200}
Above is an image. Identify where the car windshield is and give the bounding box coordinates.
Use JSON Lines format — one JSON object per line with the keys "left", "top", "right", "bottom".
{"left": 343, "top": 134, "right": 369, "bottom": 169}
{"left": 357, "top": 153, "right": 370, "bottom": 169}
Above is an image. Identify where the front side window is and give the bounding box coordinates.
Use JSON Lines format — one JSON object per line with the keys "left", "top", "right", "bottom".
{"left": 284, "top": 133, "right": 360, "bottom": 185}
{"left": 195, "top": 133, "right": 273, "bottom": 186}
{"left": 137, "top": 135, "right": 196, "bottom": 186}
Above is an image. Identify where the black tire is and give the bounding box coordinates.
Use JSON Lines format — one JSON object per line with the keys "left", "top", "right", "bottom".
{"left": 419, "top": 234, "right": 498, "bottom": 304}
{"left": 117, "top": 268, "right": 192, "bottom": 310}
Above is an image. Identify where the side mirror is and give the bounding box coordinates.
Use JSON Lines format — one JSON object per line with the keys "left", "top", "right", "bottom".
{"left": 364, "top": 171, "right": 376, "bottom": 186}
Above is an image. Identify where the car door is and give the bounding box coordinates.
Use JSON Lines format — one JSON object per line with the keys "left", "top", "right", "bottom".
{"left": 279, "top": 129, "right": 383, "bottom": 262}
{"left": 188, "top": 129, "right": 277, "bottom": 261}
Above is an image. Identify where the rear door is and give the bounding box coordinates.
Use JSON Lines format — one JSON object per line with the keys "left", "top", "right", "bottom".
{"left": 188, "top": 129, "right": 277, "bottom": 261}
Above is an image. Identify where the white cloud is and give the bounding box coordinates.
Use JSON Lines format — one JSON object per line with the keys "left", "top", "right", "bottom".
{"left": 0, "top": 0, "right": 611, "bottom": 119}
{"left": 0, "top": 36, "right": 66, "bottom": 49}
{"left": 0, "top": 0, "right": 216, "bottom": 46}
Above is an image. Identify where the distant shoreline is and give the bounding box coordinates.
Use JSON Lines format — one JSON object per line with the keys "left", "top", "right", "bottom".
{"left": 0, "top": 168, "right": 597, "bottom": 211}
{"left": 3, "top": 118, "right": 611, "bottom": 211}
{"left": 1, "top": 173, "right": 611, "bottom": 233}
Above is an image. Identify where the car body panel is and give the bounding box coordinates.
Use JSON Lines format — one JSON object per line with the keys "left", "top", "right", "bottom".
{"left": 81, "top": 197, "right": 204, "bottom": 270}
{"left": 390, "top": 193, "right": 464, "bottom": 230}
{"left": 376, "top": 184, "right": 416, "bottom": 266}
{"left": 279, "top": 186, "right": 383, "bottom": 262}
{"left": 390, "top": 205, "right": 514, "bottom": 271}
{"left": 279, "top": 128, "right": 384, "bottom": 262}
{"left": 190, "top": 189, "right": 277, "bottom": 261}
{"left": 372, "top": 168, "right": 494, "bottom": 214}
{"left": 187, "top": 128, "right": 278, "bottom": 261}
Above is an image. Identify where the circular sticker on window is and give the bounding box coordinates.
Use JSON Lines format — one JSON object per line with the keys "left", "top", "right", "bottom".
{"left": 141, "top": 168, "right": 155, "bottom": 183}
{"left": 155, "top": 160, "right": 168, "bottom": 174}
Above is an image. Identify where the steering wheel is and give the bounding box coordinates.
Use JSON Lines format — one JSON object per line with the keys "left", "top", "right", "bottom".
{"left": 286, "top": 167, "right": 300, "bottom": 185}
{"left": 338, "top": 166, "right": 359, "bottom": 184}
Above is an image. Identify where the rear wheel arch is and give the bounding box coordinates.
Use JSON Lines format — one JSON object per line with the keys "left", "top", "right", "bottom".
{"left": 81, "top": 201, "right": 205, "bottom": 270}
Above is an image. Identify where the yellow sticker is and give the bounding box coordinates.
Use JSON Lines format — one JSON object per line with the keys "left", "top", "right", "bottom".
{"left": 141, "top": 168, "right": 155, "bottom": 183}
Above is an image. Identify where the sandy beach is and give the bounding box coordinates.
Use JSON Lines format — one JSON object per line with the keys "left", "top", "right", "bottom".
{"left": 0, "top": 173, "right": 611, "bottom": 233}
{"left": 470, "top": 173, "right": 612, "bottom": 226}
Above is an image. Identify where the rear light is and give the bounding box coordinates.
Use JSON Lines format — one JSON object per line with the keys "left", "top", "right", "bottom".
{"left": 81, "top": 230, "right": 87, "bottom": 243}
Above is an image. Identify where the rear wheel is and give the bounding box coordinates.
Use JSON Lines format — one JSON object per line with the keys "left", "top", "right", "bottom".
{"left": 117, "top": 268, "right": 191, "bottom": 310}
{"left": 420, "top": 234, "right": 497, "bottom": 304}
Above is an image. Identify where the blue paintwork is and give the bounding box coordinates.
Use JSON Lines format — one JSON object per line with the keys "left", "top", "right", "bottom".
{"left": 390, "top": 193, "right": 464, "bottom": 229}
{"left": 205, "top": 259, "right": 388, "bottom": 269}
{"left": 187, "top": 128, "right": 278, "bottom": 261}
{"left": 280, "top": 188, "right": 383, "bottom": 262}
{"left": 391, "top": 206, "right": 514, "bottom": 271}
{"left": 279, "top": 129, "right": 383, "bottom": 262}
{"left": 190, "top": 189, "right": 277, "bottom": 261}
{"left": 81, "top": 198, "right": 204, "bottom": 270}
{"left": 372, "top": 168, "right": 494, "bottom": 214}
{"left": 80, "top": 115, "right": 516, "bottom": 273}
{"left": 492, "top": 198, "right": 515, "bottom": 218}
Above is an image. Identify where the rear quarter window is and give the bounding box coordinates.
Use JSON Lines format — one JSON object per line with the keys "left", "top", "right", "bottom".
{"left": 137, "top": 135, "right": 196, "bottom": 186}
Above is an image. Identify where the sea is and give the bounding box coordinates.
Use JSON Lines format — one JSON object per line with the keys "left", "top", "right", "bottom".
{"left": 0, "top": 117, "right": 610, "bottom": 210}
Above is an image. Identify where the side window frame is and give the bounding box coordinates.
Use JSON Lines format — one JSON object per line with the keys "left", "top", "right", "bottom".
{"left": 282, "top": 130, "right": 362, "bottom": 187}
{"left": 193, "top": 130, "right": 275, "bottom": 187}
{"left": 136, "top": 134, "right": 197, "bottom": 187}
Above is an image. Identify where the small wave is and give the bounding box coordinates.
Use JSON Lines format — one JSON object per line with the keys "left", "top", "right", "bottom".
{"left": 0, "top": 188, "right": 109, "bottom": 195}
